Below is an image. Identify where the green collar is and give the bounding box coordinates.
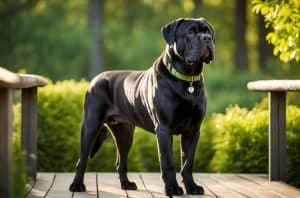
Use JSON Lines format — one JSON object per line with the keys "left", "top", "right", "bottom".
{"left": 166, "top": 63, "right": 202, "bottom": 82}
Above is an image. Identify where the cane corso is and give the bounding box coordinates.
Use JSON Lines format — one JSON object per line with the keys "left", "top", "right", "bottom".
{"left": 69, "top": 18, "right": 215, "bottom": 196}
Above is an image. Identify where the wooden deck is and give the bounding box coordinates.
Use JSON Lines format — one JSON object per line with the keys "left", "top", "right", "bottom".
{"left": 26, "top": 173, "right": 300, "bottom": 198}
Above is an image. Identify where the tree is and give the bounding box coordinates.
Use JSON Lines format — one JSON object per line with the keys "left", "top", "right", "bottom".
{"left": 234, "top": 0, "right": 248, "bottom": 71}
{"left": 193, "top": 0, "right": 202, "bottom": 17}
{"left": 0, "top": 0, "right": 38, "bottom": 67}
{"left": 257, "top": 14, "right": 273, "bottom": 71}
{"left": 252, "top": 0, "right": 300, "bottom": 62}
{"left": 89, "top": 0, "right": 104, "bottom": 78}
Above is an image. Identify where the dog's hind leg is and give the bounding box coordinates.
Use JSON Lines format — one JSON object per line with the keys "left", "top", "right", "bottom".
{"left": 107, "top": 123, "right": 137, "bottom": 190}
{"left": 90, "top": 126, "right": 108, "bottom": 158}
{"left": 70, "top": 93, "right": 108, "bottom": 192}
{"left": 69, "top": 121, "right": 104, "bottom": 192}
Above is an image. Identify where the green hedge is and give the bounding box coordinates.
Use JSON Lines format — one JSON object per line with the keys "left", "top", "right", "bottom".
{"left": 206, "top": 99, "right": 300, "bottom": 187}
{"left": 12, "top": 80, "right": 300, "bottom": 189}
{"left": 209, "top": 103, "right": 269, "bottom": 173}
{"left": 37, "top": 80, "right": 88, "bottom": 171}
{"left": 12, "top": 104, "right": 28, "bottom": 198}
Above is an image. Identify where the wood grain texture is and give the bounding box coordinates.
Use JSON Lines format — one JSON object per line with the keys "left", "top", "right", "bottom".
{"left": 0, "top": 67, "right": 47, "bottom": 88}
{"left": 0, "top": 88, "right": 12, "bottom": 198}
{"left": 27, "top": 173, "right": 55, "bottom": 198}
{"left": 22, "top": 87, "right": 38, "bottom": 179}
{"left": 247, "top": 80, "right": 300, "bottom": 92}
{"left": 27, "top": 173, "right": 300, "bottom": 198}
{"left": 269, "top": 92, "right": 287, "bottom": 181}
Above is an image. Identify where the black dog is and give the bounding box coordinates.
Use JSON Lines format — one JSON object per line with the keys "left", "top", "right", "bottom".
{"left": 70, "top": 18, "right": 215, "bottom": 196}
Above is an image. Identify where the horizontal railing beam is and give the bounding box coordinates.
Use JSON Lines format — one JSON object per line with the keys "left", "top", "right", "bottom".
{"left": 0, "top": 67, "right": 47, "bottom": 89}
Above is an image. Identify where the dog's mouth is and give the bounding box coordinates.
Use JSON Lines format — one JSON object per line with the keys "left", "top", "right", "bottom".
{"left": 185, "top": 43, "right": 214, "bottom": 65}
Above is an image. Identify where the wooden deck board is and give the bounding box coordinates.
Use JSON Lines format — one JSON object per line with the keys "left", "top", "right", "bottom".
{"left": 27, "top": 173, "right": 300, "bottom": 198}
{"left": 73, "top": 172, "right": 98, "bottom": 198}
{"left": 27, "top": 173, "right": 54, "bottom": 198}
{"left": 140, "top": 173, "right": 166, "bottom": 197}
{"left": 47, "top": 173, "right": 73, "bottom": 198}
{"left": 195, "top": 174, "right": 244, "bottom": 198}
{"left": 239, "top": 174, "right": 300, "bottom": 198}
{"left": 97, "top": 173, "right": 127, "bottom": 198}
{"left": 206, "top": 174, "right": 276, "bottom": 197}
{"left": 126, "top": 173, "right": 153, "bottom": 198}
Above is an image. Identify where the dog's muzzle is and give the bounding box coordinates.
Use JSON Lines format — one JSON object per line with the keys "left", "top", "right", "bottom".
{"left": 186, "top": 34, "right": 214, "bottom": 64}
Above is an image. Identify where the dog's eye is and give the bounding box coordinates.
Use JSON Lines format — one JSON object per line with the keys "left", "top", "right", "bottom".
{"left": 202, "top": 26, "right": 210, "bottom": 33}
{"left": 187, "top": 30, "right": 195, "bottom": 37}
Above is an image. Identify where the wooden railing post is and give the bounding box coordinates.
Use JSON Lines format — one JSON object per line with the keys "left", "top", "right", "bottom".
{"left": 0, "top": 67, "right": 47, "bottom": 197}
{"left": 22, "top": 87, "right": 38, "bottom": 179}
{"left": 0, "top": 88, "right": 13, "bottom": 198}
{"left": 269, "top": 91, "right": 287, "bottom": 181}
{"left": 248, "top": 80, "right": 300, "bottom": 182}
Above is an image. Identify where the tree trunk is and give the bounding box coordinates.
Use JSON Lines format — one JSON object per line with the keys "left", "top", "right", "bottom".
{"left": 193, "top": 0, "right": 202, "bottom": 17}
{"left": 89, "top": 0, "right": 104, "bottom": 79}
{"left": 258, "top": 15, "right": 273, "bottom": 72}
{"left": 234, "top": 0, "right": 248, "bottom": 71}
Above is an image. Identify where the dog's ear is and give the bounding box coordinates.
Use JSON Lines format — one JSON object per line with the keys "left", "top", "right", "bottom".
{"left": 161, "top": 18, "right": 185, "bottom": 45}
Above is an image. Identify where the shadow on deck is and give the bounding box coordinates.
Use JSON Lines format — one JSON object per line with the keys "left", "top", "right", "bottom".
{"left": 27, "top": 173, "right": 300, "bottom": 198}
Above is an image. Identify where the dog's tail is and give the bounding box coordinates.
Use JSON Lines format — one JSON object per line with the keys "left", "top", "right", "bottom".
{"left": 89, "top": 126, "right": 108, "bottom": 158}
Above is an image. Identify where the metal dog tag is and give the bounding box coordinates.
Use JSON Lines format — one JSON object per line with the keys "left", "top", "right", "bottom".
{"left": 188, "top": 77, "right": 195, "bottom": 94}
{"left": 188, "top": 85, "right": 194, "bottom": 94}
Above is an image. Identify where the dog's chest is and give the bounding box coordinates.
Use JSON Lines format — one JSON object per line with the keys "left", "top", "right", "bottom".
{"left": 170, "top": 98, "right": 205, "bottom": 134}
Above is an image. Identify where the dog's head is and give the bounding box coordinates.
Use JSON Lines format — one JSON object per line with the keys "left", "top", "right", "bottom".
{"left": 162, "top": 18, "right": 215, "bottom": 65}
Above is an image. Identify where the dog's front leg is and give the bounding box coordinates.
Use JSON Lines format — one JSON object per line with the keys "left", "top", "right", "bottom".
{"left": 156, "top": 127, "right": 183, "bottom": 196}
{"left": 180, "top": 130, "right": 204, "bottom": 195}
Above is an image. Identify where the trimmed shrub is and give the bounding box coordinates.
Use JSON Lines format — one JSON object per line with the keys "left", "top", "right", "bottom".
{"left": 12, "top": 103, "right": 28, "bottom": 198}
{"left": 37, "top": 80, "right": 88, "bottom": 171}
{"left": 195, "top": 117, "right": 217, "bottom": 172}
{"left": 286, "top": 105, "right": 300, "bottom": 187}
{"left": 209, "top": 104, "right": 268, "bottom": 173}
{"left": 12, "top": 134, "right": 28, "bottom": 198}
{"left": 208, "top": 99, "right": 300, "bottom": 187}
{"left": 130, "top": 129, "right": 160, "bottom": 171}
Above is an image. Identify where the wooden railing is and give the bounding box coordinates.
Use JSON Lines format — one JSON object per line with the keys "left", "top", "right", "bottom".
{"left": 0, "top": 67, "right": 47, "bottom": 198}
{"left": 248, "top": 80, "right": 300, "bottom": 182}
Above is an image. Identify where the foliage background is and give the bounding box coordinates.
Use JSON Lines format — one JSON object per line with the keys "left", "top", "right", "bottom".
{"left": 252, "top": 0, "right": 300, "bottom": 62}
{"left": 1, "top": 0, "right": 299, "bottom": 81}
{"left": 4, "top": 0, "right": 300, "bottom": 193}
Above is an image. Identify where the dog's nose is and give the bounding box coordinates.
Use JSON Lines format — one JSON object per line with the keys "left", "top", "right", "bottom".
{"left": 198, "top": 34, "right": 211, "bottom": 43}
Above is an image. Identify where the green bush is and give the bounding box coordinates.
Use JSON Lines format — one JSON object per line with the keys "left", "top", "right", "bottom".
{"left": 12, "top": 134, "right": 28, "bottom": 198}
{"left": 209, "top": 104, "right": 268, "bottom": 173}
{"left": 37, "top": 80, "right": 88, "bottom": 171}
{"left": 195, "top": 117, "right": 217, "bottom": 172}
{"left": 130, "top": 129, "right": 160, "bottom": 171}
{"left": 208, "top": 99, "right": 300, "bottom": 187}
{"left": 286, "top": 105, "right": 300, "bottom": 187}
{"left": 12, "top": 103, "right": 28, "bottom": 198}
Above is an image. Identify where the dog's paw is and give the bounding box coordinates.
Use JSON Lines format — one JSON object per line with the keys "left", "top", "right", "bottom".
{"left": 185, "top": 183, "right": 204, "bottom": 195}
{"left": 121, "top": 180, "right": 137, "bottom": 190}
{"left": 69, "top": 181, "right": 86, "bottom": 192}
{"left": 165, "top": 184, "right": 183, "bottom": 197}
